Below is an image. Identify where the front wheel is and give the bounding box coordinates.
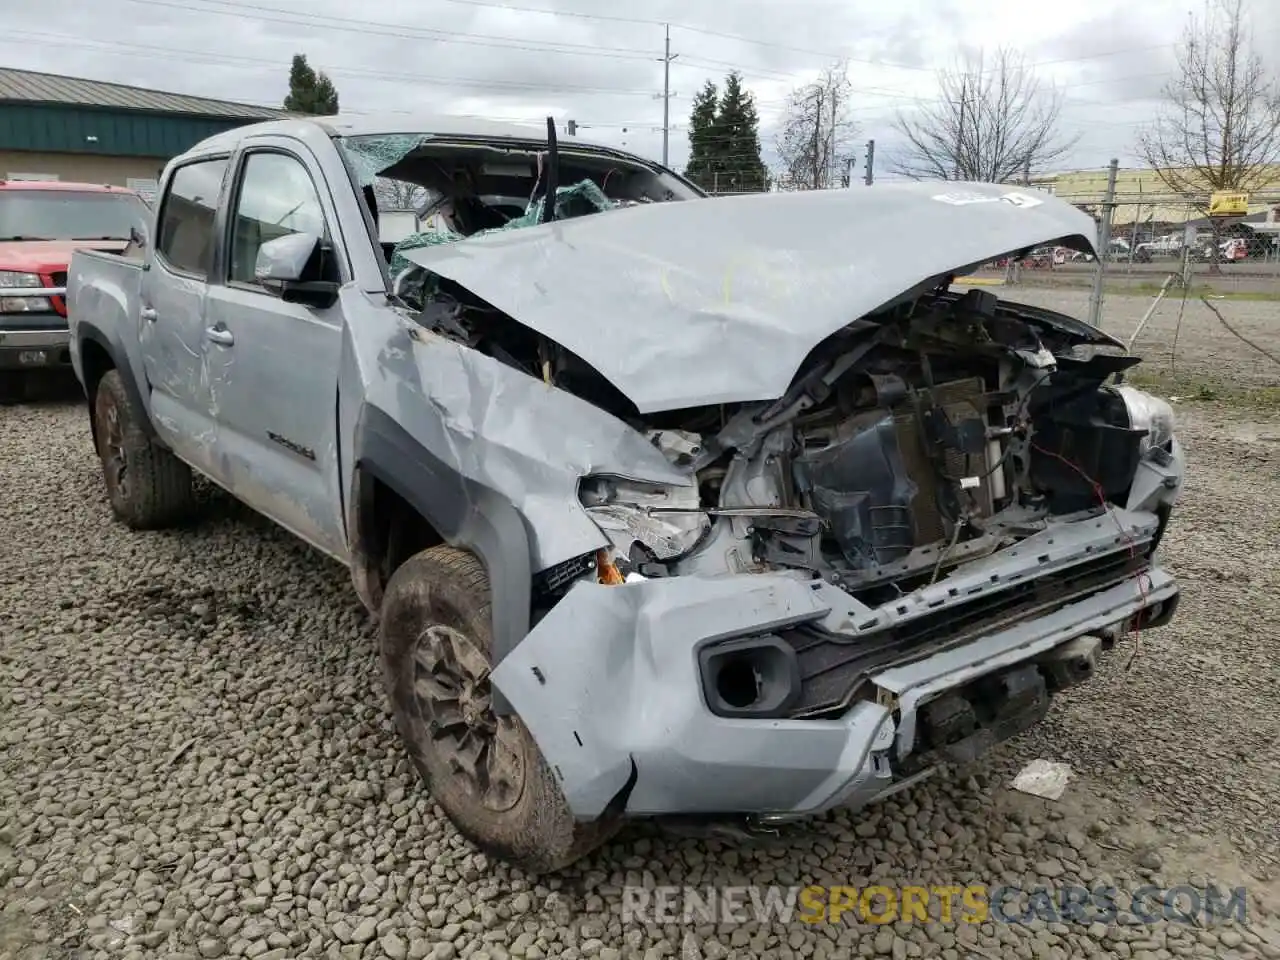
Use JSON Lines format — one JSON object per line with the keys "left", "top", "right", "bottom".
{"left": 380, "top": 545, "right": 618, "bottom": 873}
{"left": 92, "top": 369, "right": 194, "bottom": 529}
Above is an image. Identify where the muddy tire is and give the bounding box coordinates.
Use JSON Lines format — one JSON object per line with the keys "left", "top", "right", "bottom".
{"left": 92, "top": 369, "right": 194, "bottom": 529}
{"left": 380, "top": 545, "right": 618, "bottom": 873}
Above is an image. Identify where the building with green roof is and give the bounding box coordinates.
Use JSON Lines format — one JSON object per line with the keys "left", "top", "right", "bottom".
{"left": 0, "top": 66, "right": 289, "bottom": 200}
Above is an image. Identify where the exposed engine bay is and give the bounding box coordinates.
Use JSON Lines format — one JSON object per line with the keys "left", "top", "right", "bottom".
{"left": 573, "top": 287, "right": 1173, "bottom": 601}
{"left": 394, "top": 266, "right": 1176, "bottom": 614}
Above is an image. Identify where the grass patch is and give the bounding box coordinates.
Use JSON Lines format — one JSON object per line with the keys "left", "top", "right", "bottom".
{"left": 1123, "top": 368, "right": 1280, "bottom": 410}
{"left": 980, "top": 276, "right": 1280, "bottom": 300}
{"left": 1121, "top": 284, "right": 1280, "bottom": 301}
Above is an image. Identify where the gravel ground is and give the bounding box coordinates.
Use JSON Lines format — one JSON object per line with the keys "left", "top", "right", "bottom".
{"left": 1000, "top": 287, "right": 1280, "bottom": 391}
{"left": 3, "top": 336, "right": 1280, "bottom": 960}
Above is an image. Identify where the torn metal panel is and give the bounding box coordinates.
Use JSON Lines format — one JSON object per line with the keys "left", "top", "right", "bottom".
{"left": 347, "top": 303, "right": 692, "bottom": 570}
{"left": 488, "top": 572, "right": 892, "bottom": 818}
{"left": 402, "top": 182, "right": 1112, "bottom": 414}
{"left": 1126, "top": 436, "right": 1185, "bottom": 512}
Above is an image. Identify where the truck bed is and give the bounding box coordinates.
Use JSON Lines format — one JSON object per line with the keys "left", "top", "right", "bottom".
{"left": 66, "top": 247, "right": 147, "bottom": 404}
{"left": 67, "top": 248, "right": 144, "bottom": 337}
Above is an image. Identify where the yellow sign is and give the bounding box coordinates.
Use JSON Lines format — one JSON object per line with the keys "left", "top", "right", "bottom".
{"left": 1209, "top": 190, "right": 1248, "bottom": 217}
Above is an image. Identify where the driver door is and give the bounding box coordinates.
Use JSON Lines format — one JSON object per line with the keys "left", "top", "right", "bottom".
{"left": 199, "top": 141, "right": 348, "bottom": 560}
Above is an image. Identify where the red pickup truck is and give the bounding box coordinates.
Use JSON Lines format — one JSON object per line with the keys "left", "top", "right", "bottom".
{"left": 1, "top": 179, "right": 149, "bottom": 400}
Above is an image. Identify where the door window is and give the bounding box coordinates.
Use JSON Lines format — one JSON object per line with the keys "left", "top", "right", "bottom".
{"left": 228, "top": 152, "right": 330, "bottom": 288}
{"left": 155, "top": 158, "right": 228, "bottom": 278}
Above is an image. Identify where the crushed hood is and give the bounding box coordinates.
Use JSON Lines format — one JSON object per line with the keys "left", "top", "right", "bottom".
{"left": 402, "top": 181, "right": 1104, "bottom": 414}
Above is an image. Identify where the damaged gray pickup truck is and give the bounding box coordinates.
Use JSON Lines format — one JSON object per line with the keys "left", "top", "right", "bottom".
{"left": 66, "top": 114, "right": 1183, "bottom": 872}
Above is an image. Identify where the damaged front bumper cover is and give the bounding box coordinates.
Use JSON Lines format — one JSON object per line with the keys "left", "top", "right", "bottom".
{"left": 491, "top": 506, "right": 1178, "bottom": 822}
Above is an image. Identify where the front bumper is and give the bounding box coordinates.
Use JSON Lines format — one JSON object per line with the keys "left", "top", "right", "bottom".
{"left": 0, "top": 327, "right": 72, "bottom": 370}
{"left": 492, "top": 505, "right": 1179, "bottom": 821}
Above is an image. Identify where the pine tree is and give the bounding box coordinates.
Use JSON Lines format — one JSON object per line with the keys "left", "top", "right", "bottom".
{"left": 284, "top": 54, "right": 340, "bottom": 115}
{"left": 312, "top": 72, "right": 340, "bottom": 115}
{"left": 714, "top": 72, "right": 769, "bottom": 193}
{"left": 683, "top": 80, "right": 719, "bottom": 190}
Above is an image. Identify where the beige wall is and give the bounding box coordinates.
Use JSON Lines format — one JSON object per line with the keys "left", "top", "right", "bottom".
{"left": 0, "top": 150, "right": 164, "bottom": 188}
{"left": 1028, "top": 164, "right": 1280, "bottom": 225}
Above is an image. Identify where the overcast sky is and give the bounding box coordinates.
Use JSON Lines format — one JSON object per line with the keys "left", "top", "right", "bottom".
{"left": 6, "top": 0, "right": 1280, "bottom": 178}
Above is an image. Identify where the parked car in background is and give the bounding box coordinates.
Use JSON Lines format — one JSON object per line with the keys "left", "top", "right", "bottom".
{"left": 0, "top": 180, "right": 148, "bottom": 400}
{"left": 1024, "top": 245, "right": 1066, "bottom": 267}
{"left": 1220, "top": 237, "right": 1249, "bottom": 262}
{"left": 66, "top": 114, "right": 1183, "bottom": 872}
{"left": 1136, "top": 233, "right": 1182, "bottom": 257}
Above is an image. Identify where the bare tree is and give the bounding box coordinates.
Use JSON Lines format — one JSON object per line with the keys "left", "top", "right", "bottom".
{"left": 373, "top": 176, "right": 431, "bottom": 211}
{"left": 774, "top": 62, "right": 857, "bottom": 190}
{"left": 890, "top": 48, "right": 1075, "bottom": 183}
{"left": 1139, "top": 0, "right": 1280, "bottom": 268}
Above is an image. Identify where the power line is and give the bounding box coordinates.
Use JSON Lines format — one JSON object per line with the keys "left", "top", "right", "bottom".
{"left": 0, "top": 28, "right": 1189, "bottom": 162}
{"left": 111, "top": 0, "right": 662, "bottom": 61}
{"left": 0, "top": 31, "right": 661, "bottom": 96}
{"left": 4, "top": 25, "right": 1190, "bottom": 123}
{"left": 106, "top": 0, "right": 1224, "bottom": 83}
{"left": 117, "top": 0, "right": 933, "bottom": 73}
{"left": 65, "top": 0, "right": 1277, "bottom": 122}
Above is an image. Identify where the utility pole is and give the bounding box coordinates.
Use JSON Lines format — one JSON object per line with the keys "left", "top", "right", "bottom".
{"left": 954, "top": 77, "right": 967, "bottom": 180}
{"left": 1129, "top": 180, "right": 1142, "bottom": 264}
{"left": 657, "top": 24, "right": 678, "bottom": 168}
{"left": 864, "top": 139, "right": 875, "bottom": 185}
{"left": 1087, "top": 158, "right": 1120, "bottom": 331}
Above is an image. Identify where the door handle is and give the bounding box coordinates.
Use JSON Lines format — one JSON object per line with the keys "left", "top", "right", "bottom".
{"left": 205, "top": 326, "right": 234, "bottom": 347}
{"left": 140, "top": 307, "right": 157, "bottom": 322}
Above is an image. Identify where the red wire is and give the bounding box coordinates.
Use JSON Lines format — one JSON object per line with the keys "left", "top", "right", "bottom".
{"left": 1029, "top": 442, "right": 1153, "bottom": 660}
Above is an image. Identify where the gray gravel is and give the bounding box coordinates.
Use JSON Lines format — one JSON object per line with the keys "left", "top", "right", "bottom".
{"left": 3, "top": 364, "right": 1280, "bottom": 959}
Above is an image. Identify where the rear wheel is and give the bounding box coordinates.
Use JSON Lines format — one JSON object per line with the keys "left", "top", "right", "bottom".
{"left": 380, "top": 545, "right": 618, "bottom": 873}
{"left": 92, "top": 369, "right": 194, "bottom": 529}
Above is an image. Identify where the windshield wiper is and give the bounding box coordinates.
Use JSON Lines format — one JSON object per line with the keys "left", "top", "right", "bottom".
{"left": 70, "top": 236, "right": 129, "bottom": 241}
{"left": 0, "top": 235, "right": 53, "bottom": 241}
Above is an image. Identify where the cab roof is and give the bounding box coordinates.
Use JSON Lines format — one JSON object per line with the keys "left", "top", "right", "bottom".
{"left": 178, "top": 112, "right": 650, "bottom": 166}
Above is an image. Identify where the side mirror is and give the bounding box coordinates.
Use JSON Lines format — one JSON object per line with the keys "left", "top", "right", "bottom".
{"left": 128, "top": 224, "right": 149, "bottom": 249}
{"left": 255, "top": 231, "right": 319, "bottom": 283}
{"left": 256, "top": 231, "right": 341, "bottom": 309}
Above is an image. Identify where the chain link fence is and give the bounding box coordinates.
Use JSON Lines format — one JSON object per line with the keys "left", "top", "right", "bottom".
{"left": 973, "top": 184, "right": 1280, "bottom": 400}
{"left": 985, "top": 188, "right": 1280, "bottom": 296}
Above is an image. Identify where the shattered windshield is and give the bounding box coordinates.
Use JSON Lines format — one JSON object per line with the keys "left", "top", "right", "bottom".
{"left": 336, "top": 130, "right": 702, "bottom": 282}
{"left": 337, "top": 132, "right": 699, "bottom": 215}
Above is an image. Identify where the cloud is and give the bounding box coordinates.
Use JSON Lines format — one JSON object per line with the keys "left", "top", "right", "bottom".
{"left": 5, "top": 0, "right": 1275, "bottom": 176}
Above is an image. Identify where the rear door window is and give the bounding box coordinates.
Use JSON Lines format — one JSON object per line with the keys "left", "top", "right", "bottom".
{"left": 155, "top": 158, "right": 229, "bottom": 279}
